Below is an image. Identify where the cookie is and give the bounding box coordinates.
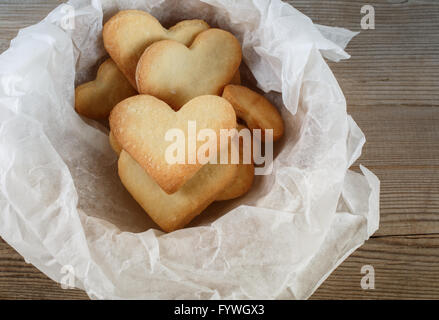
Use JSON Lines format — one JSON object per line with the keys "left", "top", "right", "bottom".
{"left": 110, "top": 94, "right": 237, "bottom": 194}
{"left": 222, "top": 85, "right": 284, "bottom": 141}
{"left": 216, "top": 124, "right": 254, "bottom": 201}
{"left": 110, "top": 126, "right": 253, "bottom": 201}
{"left": 230, "top": 70, "right": 241, "bottom": 85}
{"left": 136, "top": 28, "right": 242, "bottom": 110}
{"left": 75, "top": 59, "right": 137, "bottom": 119}
{"left": 103, "top": 10, "right": 209, "bottom": 88}
{"left": 109, "top": 131, "right": 122, "bottom": 155}
{"left": 119, "top": 150, "right": 238, "bottom": 232}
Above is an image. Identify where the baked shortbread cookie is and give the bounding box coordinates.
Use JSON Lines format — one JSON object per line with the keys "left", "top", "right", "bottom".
{"left": 75, "top": 59, "right": 137, "bottom": 119}
{"left": 136, "top": 28, "right": 242, "bottom": 110}
{"left": 216, "top": 124, "right": 254, "bottom": 201}
{"left": 109, "top": 131, "right": 122, "bottom": 155}
{"left": 216, "top": 161, "right": 254, "bottom": 201}
{"left": 109, "top": 129, "right": 253, "bottom": 201}
{"left": 108, "top": 125, "right": 253, "bottom": 201}
{"left": 103, "top": 10, "right": 209, "bottom": 88}
{"left": 110, "top": 95, "right": 237, "bottom": 194}
{"left": 222, "top": 85, "right": 284, "bottom": 142}
{"left": 230, "top": 70, "right": 241, "bottom": 85}
{"left": 119, "top": 150, "right": 238, "bottom": 232}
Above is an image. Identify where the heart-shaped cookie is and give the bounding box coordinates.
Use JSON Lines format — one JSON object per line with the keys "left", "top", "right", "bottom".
{"left": 119, "top": 150, "right": 238, "bottom": 232}
{"left": 216, "top": 125, "right": 254, "bottom": 201}
{"left": 136, "top": 28, "right": 242, "bottom": 110}
{"left": 109, "top": 126, "right": 253, "bottom": 201}
{"left": 110, "top": 94, "right": 236, "bottom": 194}
{"left": 222, "top": 85, "right": 284, "bottom": 142}
{"left": 75, "top": 59, "right": 137, "bottom": 119}
{"left": 230, "top": 69, "right": 241, "bottom": 85}
{"left": 103, "top": 10, "right": 209, "bottom": 89}
{"left": 109, "top": 131, "right": 122, "bottom": 155}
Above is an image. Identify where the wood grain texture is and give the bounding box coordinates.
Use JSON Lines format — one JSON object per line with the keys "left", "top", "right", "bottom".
{"left": 311, "top": 235, "right": 439, "bottom": 299}
{"left": 0, "top": 1, "right": 64, "bottom": 53}
{"left": 0, "top": 0, "right": 438, "bottom": 299}
{"left": 0, "top": 238, "right": 88, "bottom": 300}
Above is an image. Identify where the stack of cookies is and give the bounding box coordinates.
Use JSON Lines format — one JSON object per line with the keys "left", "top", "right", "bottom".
{"left": 75, "top": 10, "right": 284, "bottom": 232}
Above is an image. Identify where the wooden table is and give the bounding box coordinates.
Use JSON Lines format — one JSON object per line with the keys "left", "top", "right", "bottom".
{"left": 0, "top": 0, "right": 438, "bottom": 300}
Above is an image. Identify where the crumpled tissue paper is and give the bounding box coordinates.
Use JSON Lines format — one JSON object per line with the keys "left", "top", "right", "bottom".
{"left": 0, "top": 0, "right": 379, "bottom": 299}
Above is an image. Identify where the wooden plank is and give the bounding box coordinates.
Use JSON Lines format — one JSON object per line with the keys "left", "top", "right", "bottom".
{"left": 3, "top": 234, "right": 438, "bottom": 300}
{"left": 291, "top": 0, "right": 439, "bottom": 107}
{"left": 350, "top": 106, "right": 439, "bottom": 168}
{"left": 0, "top": 1, "right": 63, "bottom": 53}
{"left": 0, "top": 238, "right": 88, "bottom": 299}
{"left": 312, "top": 235, "right": 439, "bottom": 299}
{"left": 362, "top": 166, "right": 439, "bottom": 237}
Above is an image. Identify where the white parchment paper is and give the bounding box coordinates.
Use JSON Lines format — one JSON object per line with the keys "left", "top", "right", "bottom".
{"left": 0, "top": 0, "right": 379, "bottom": 299}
